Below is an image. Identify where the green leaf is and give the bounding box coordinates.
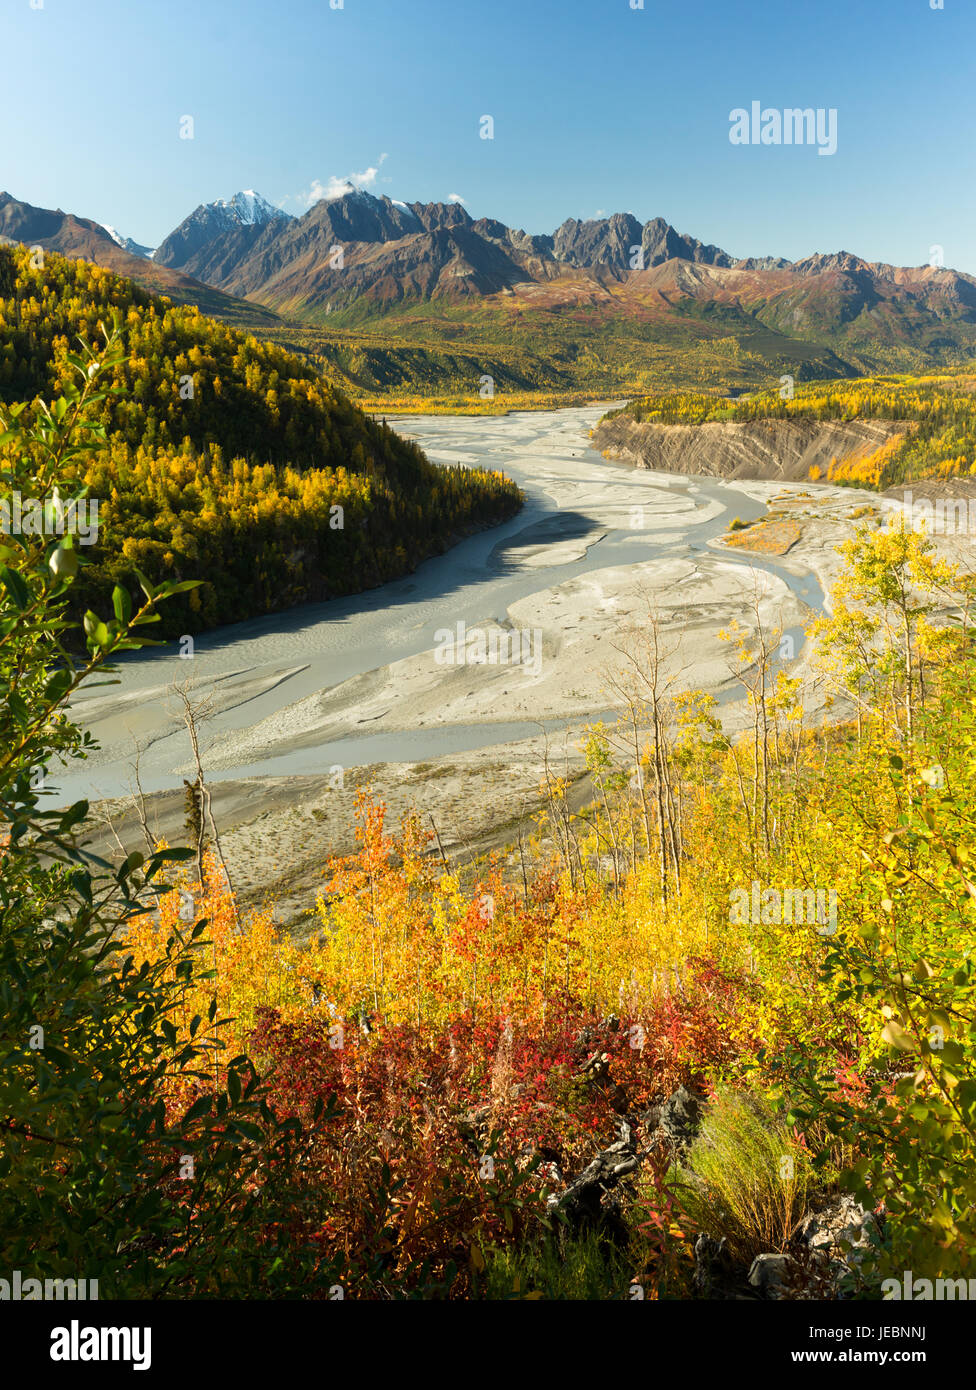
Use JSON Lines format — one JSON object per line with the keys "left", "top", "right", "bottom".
{"left": 157, "top": 579, "right": 203, "bottom": 597}
{"left": 231, "top": 1121, "right": 264, "bottom": 1143}
{"left": 0, "top": 565, "right": 30, "bottom": 610}
{"left": 182, "top": 1095, "right": 213, "bottom": 1123}
{"left": 132, "top": 567, "right": 155, "bottom": 601}
{"left": 112, "top": 585, "right": 132, "bottom": 625}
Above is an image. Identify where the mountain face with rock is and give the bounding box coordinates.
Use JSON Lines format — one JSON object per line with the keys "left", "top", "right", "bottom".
{"left": 590, "top": 412, "right": 907, "bottom": 482}
{"left": 5, "top": 184, "right": 976, "bottom": 370}
{"left": 199, "top": 202, "right": 542, "bottom": 312}
{"left": 153, "top": 190, "right": 289, "bottom": 272}
{"left": 550, "top": 212, "right": 733, "bottom": 272}
{"left": 0, "top": 191, "right": 280, "bottom": 328}
{"left": 135, "top": 189, "right": 976, "bottom": 361}
{"left": 100, "top": 225, "right": 155, "bottom": 259}
{"left": 153, "top": 194, "right": 748, "bottom": 310}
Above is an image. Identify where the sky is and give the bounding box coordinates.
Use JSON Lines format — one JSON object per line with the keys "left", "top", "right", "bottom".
{"left": 3, "top": 0, "right": 975, "bottom": 270}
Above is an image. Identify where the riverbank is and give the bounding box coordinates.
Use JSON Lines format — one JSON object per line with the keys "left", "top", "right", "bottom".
{"left": 61, "top": 407, "right": 931, "bottom": 930}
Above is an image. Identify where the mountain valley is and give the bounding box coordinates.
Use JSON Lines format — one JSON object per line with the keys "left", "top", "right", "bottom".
{"left": 5, "top": 186, "right": 976, "bottom": 401}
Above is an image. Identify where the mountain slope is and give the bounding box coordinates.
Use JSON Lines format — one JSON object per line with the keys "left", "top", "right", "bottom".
{"left": 0, "top": 192, "right": 280, "bottom": 329}
{"left": 593, "top": 369, "right": 976, "bottom": 489}
{"left": 141, "top": 190, "right": 976, "bottom": 375}
{"left": 591, "top": 412, "right": 906, "bottom": 482}
{"left": 153, "top": 189, "right": 290, "bottom": 270}
{"left": 100, "top": 225, "right": 154, "bottom": 259}
{"left": 0, "top": 241, "right": 521, "bottom": 635}
{"left": 12, "top": 184, "right": 976, "bottom": 396}
{"left": 551, "top": 211, "right": 733, "bottom": 272}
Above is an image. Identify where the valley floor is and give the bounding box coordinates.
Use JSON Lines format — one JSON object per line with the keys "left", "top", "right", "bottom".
{"left": 64, "top": 409, "right": 972, "bottom": 928}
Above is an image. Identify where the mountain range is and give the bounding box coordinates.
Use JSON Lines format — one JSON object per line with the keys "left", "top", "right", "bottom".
{"left": 134, "top": 189, "right": 976, "bottom": 360}
{"left": 4, "top": 185, "right": 976, "bottom": 388}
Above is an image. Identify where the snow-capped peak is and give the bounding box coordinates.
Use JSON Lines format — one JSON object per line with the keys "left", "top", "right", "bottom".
{"left": 99, "top": 224, "right": 155, "bottom": 259}
{"left": 212, "top": 190, "right": 288, "bottom": 226}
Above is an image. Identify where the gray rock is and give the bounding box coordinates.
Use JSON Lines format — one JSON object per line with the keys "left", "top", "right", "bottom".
{"left": 693, "top": 1233, "right": 738, "bottom": 1297}
{"left": 743, "top": 1195, "right": 881, "bottom": 1300}
{"left": 795, "top": 1194, "right": 880, "bottom": 1271}
{"left": 546, "top": 1120, "right": 639, "bottom": 1240}
{"left": 748, "top": 1253, "right": 795, "bottom": 1299}
{"left": 644, "top": 1085, "right": 704, "bottom": 1151}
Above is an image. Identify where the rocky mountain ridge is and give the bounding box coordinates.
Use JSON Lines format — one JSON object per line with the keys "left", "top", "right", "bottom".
{"left": 5, "top": 184, "right": 976, "bottom": 370}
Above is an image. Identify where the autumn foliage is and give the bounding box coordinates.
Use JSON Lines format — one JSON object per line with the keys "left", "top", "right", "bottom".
{"left": 113, "top": 516, "right": 976, "bottom": 1295}
{"left": 0, "top": 243, "right": 521, "bottom": 638}
{"left": 614, "top": 368, "right": 976, "bottom": 489}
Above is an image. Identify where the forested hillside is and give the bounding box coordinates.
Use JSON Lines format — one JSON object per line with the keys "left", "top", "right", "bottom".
{"left": 0, "top": 245, "right": 521, "bottom": 634}
{"left": 266, "top": 301, "right": 855, "bottom": 411}
{"left": 605, "top": 369, "right": 976, "bottom": 488}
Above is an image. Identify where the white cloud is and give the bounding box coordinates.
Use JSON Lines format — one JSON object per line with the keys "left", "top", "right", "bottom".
{"left": 292, "top": 154, "right": 389, "bottom": 208}
{"left": 447, "top": 193, "right": 466, "bottom": 204}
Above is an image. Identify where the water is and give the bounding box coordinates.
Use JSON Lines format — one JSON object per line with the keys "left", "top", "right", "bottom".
{"left": 50, "top": 406, "right": 823, "bottom": 805}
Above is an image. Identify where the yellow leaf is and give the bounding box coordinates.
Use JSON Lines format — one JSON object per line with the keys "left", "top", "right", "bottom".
{"left": 881, "top": 1020, "right": 915, "bottom": 1052}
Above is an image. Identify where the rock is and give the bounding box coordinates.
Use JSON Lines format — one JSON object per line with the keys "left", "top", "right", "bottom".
{"left": 590, "top": 413, "right": 906, "bottom": 485}
{"left": 743, "top": 1196, "right": 881, "bottom": 1301}
{"left": 546, "top": 1120, "right": 639, "bottom": 1242}
{"left": 693, "top": 1233, "right": 738, "bottom": 1297}
{"left": 640, "top": 1101, "right": 662, "bottom": 1133}
{"left": 795, "top": 1194, "right": 880, "bottom": 1272}
{"left": 644, "top": 1085, "right": 704, "bottom": 1152}
{"left": 575, "top": 1051, "right": 611, "bottom": 1085}
{"left": 458, "top": 1101, "right": 492, "bottom": 1150}
{"left": 748, "top": 1253, "right": 794, "bottom": 1300}
{"left": 573, "top": 1051, "right": 630, "bottom": 1114}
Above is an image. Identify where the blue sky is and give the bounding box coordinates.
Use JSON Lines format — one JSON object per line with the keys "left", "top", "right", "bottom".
{"left": 4, "top": 0, "right": 974, "bottom": 269}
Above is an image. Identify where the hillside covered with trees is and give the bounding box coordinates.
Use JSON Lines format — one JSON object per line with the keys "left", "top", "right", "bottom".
{"left": 606, "top": 370, "right": 976, "bottom": 489}
{"left": 265, "top": 302, "right": 854, "bottom": 413}
{"left": 0, "top": 245, "right": 521, "bottom": 635}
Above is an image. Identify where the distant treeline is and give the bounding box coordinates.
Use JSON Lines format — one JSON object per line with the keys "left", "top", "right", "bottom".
{"left": 607, "top": 370, "right": 976, "bottom": 488}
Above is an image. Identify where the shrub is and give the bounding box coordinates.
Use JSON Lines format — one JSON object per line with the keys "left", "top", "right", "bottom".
{"left": 674, "top": 1087, "right": 813, "bottom": 1265}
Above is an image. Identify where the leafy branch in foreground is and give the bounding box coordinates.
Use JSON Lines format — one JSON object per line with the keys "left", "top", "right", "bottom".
{"left": 0, "top": 326, "right": 341, "bottom": 1297}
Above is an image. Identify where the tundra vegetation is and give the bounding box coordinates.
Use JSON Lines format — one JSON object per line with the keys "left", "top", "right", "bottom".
{"left": 3, "top": 327, "right": 976, "bottom": 1301}
{"left": 286, "top": 316, "right": 846, "bottom": 415}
